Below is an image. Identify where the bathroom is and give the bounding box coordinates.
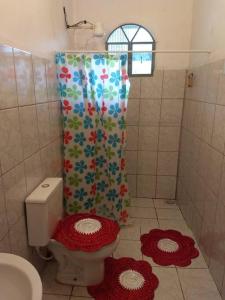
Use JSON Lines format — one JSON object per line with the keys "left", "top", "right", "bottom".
{"left": 0, "top": 0, "right": 225, "bottom": 299}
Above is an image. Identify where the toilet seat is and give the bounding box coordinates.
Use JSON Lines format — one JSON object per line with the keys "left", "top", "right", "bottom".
{"left": 53, "top": 213, "right": 120, "bottom": 252}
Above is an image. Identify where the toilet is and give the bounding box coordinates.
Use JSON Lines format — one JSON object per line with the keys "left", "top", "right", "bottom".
{"left": 25, "top": 178, "right": 120, "bottom": 286}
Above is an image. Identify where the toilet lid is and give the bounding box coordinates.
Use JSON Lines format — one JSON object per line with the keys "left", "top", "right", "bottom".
{"left": 53, "top": 213, "right": 120, "bottom": 252}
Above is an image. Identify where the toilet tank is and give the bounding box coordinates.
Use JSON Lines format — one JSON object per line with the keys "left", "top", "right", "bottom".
{"left": 25, "top": 178, "right": 63, "bottom": 247}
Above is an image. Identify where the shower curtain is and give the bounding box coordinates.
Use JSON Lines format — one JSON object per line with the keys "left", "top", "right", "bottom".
{"left": 56, "top": 52, "right": 130, "bottom": 225}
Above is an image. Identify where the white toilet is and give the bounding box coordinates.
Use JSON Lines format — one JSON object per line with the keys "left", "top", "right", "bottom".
{"left": 25, "top": 178, "right": 120, "bottom": 286}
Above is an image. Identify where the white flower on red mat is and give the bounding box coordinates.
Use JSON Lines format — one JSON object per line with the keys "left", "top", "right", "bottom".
{"left": 88, "top": 257, "right": 159, "bottom": 300}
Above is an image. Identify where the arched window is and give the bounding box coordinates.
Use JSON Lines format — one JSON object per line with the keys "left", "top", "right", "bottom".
{"left": 106, "top": 23, "right": 155, "bottom": 76}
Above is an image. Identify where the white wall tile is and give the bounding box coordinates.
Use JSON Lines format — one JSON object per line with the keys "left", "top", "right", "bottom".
{"left": 127, "top": 99, "right": 139, "bottom": 125}
{"left": 33, "top": 56, "right": 48, "bottom": 103}
{"left": 36, "top": 103, "right": 50, "bottom": 147}
{"left": 156, "top": 176, "right": 177, "bottom": 199}
{"left": 163, "top": 69, "right": 186, "bottom": 99}
{"left": 125, "top": 151, "right": 137, "bottom": 174}
{"left": 137, "top": 151, "right": 157, "bottom": 175}
{"left": 159, "top": 126, "right": 180, "bottom": 151}
{"left": 0, "top": 108, "right": 23, "bottom": 173}
{"left": 157, "top": 152, "right": 178, "bottom": 176}
{"left": 212, "top": 105, "right": 225, "bottom": 153}
{"left": 138, "top": 126, "right": 159, "bottom": 151}
{"left": 0, "top": 45, "right": 18, "bottom": 109}
{"left": 137, "top": 175, "right": 156, "bottom": 198}
{"left": 14, "top": 49, "right": 35, "bottom": 106}
{"left": 24, "top": 151, "right": 44, "bottom": 194}
{"left": 2, "top": 163, "right": 26, "bottom": 227}
{"left": 0, "top": 46, "right": 62, "bottom": 264}
{"left": 127, "top": 174, "right": 136, "bottom": 197}
{"left": 141, "top": 70, "right": 163, "bottom": 99}
{"left": 9, "top": 216, "right": 32, "bottom": 260}
{"left": 129, "top": 77, "right": 140, "bottom": 99}
{"left": 161, "top": 99, "right": 183, "bottom": 125}
{"left": 126, "top": 126, "right": 138, "bottom": 150}
{"left": 0, "top": 177, "right": 8, "bottom": 240}
{"left": 19, "top": 105, "right": 39, "bottom": 158}
{"left": 139, "top": 99, "right": 161, "bottom": 126}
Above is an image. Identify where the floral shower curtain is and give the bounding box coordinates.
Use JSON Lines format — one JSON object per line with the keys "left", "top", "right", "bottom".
{"left": 56, "top": 53, "right": 130, "bottom": 225}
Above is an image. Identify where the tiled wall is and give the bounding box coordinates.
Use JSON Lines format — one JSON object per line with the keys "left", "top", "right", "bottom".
{"left": 0, "top": 45, "right": 62, "bottom": 272}
{"left": 126, "top": 70, "right": 186, "bottom": 199}
{"left": 177, "top": 59, "right": 225, "bottom": 298}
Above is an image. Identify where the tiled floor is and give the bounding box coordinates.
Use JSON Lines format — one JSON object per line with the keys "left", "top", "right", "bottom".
{"left": 42, "top": 198, "right": 222, "bottom": 300}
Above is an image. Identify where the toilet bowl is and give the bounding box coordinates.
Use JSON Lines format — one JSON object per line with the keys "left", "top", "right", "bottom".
{"left": 48, "top": 236, "right": 119, "bottom": 285}
{"left": 25, "top": 178, "right": 120, "bottom": 286}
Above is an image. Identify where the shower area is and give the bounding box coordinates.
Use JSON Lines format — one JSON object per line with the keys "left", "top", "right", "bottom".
{"left": 50, "top": 46, "right": 223, "bottom": 299}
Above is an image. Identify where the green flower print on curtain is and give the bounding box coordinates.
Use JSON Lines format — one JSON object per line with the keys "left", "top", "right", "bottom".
{"left": 56, "top": 53, "right": 130, "bottom": 225}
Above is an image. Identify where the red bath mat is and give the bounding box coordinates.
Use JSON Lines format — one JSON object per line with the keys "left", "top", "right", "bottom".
{"left": 88, "top": 257, "right": 159, "bottom": 300}
{"left": 141, "top": 229, "right": 199, "bottom": 267}
{"left": 53, "top": 213, "right": 120, "bottom": 252}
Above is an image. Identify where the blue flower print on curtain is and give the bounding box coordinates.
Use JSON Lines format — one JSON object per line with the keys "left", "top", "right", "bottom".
{"left": 56, "top": 53, "right": 130, "bottom": 225}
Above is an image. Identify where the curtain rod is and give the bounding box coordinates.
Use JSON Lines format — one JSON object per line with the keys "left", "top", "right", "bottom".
{"left": 62, "top": 50, "right": 211, "bottom": 54}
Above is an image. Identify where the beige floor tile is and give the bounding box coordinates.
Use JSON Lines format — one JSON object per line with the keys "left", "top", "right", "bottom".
{"left": 120, "top": 222, "right": 141, "bottom": 240}
{"left": 42, "top": 261, "right": 72, "bottom": 295}
{"left": 113, "top": 240, "right": 142, "bottom": 260}
{"left": 143, "top": 245, "right": 207, "bottom": 269}
{"left": 158, "top": 219, "right": 193, "bottom": 236}
{"left": 156, "top": 208, "right": 183, "bottom": 220}
{"left": 131, "top": 197, "right": 154, "bottom": 207}
{"left": 42, "top": 295, "right": 70, "bottom": 300}
{"left": 131, "top": 217, "right": 159, "bottom": 235}
{"left": 143, "top": 254, "right": 175, "bottom": 268}
{"left": 154, "top": 199, "right": 178, "bottom": 209}
{"left": 177, "top": 247, "right": 208, "bottom": 269}
{"left": 153, "top": 267, "right": 184, "bottom": 299}
{"left": 178, "top": 269, "right": 222, "bottom": 300}
{"left": 128, "top": 206, "right": 157, "bottom": 218}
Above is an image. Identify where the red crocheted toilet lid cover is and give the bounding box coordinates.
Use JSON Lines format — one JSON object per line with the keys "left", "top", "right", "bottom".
{"left": 53, "top": 213, "right": 120, "bottom": 252}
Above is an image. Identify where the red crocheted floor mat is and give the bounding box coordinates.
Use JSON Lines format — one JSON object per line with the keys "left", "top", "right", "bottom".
{"left": 53, "top": 213, "right": 120, "bottom": 252}
{"left": 141, "top": 229, "right": 199, "bottom": 267}
{"left": 88, "top": 257, "right": 159, "bottom": 300}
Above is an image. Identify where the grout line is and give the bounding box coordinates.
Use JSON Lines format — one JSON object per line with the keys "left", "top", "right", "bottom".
{"left": 185, "top": 95, "right": 225, "bottom": 106}
{"left": 135, "top": 78, "right": 141, "bottom": 198}
{"left": 174, "top": 72, "right": 186, "bottom": 202}
{"left": 128, "top": 172, "right": 178, "bottom": 176}
{"left": 0, "top": 99, "right": 60, "bottom": 111}
{"left": 178, "top": 128, "right": 224, "bottom": 199}
{"left": 182, "top": 114, "right": 225, "bottom": 156}
{"left": 155, "top": 70, "right": 165, "bottom": 199}
{"left": 175, "top": 267, "right": 186, "bottom": 300}
{"left": 0, "top": 135, "right": 62, "bottom": 176}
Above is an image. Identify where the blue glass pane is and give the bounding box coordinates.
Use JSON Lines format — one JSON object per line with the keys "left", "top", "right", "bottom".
{"left": 133, "top": 28, "right": 153, "bottom": 42}
{"left": 132, "top": 44, "right": 153, "bottom": 75}
{"left": 132, "top": 52, "right": 152, "bottom": 62}
{"left": 122, "top": 24, "right": 139, "bottom": 41}
{"left": 108, "top": 44, "right": 128, "bottom": 52}
{"left": 108, "top": 28, "right": 128, "bottom": 43}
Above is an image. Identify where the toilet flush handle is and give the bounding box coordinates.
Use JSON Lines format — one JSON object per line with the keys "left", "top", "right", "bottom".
{"left": 41, "top": 184, "right": 50, "bottom": 188}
